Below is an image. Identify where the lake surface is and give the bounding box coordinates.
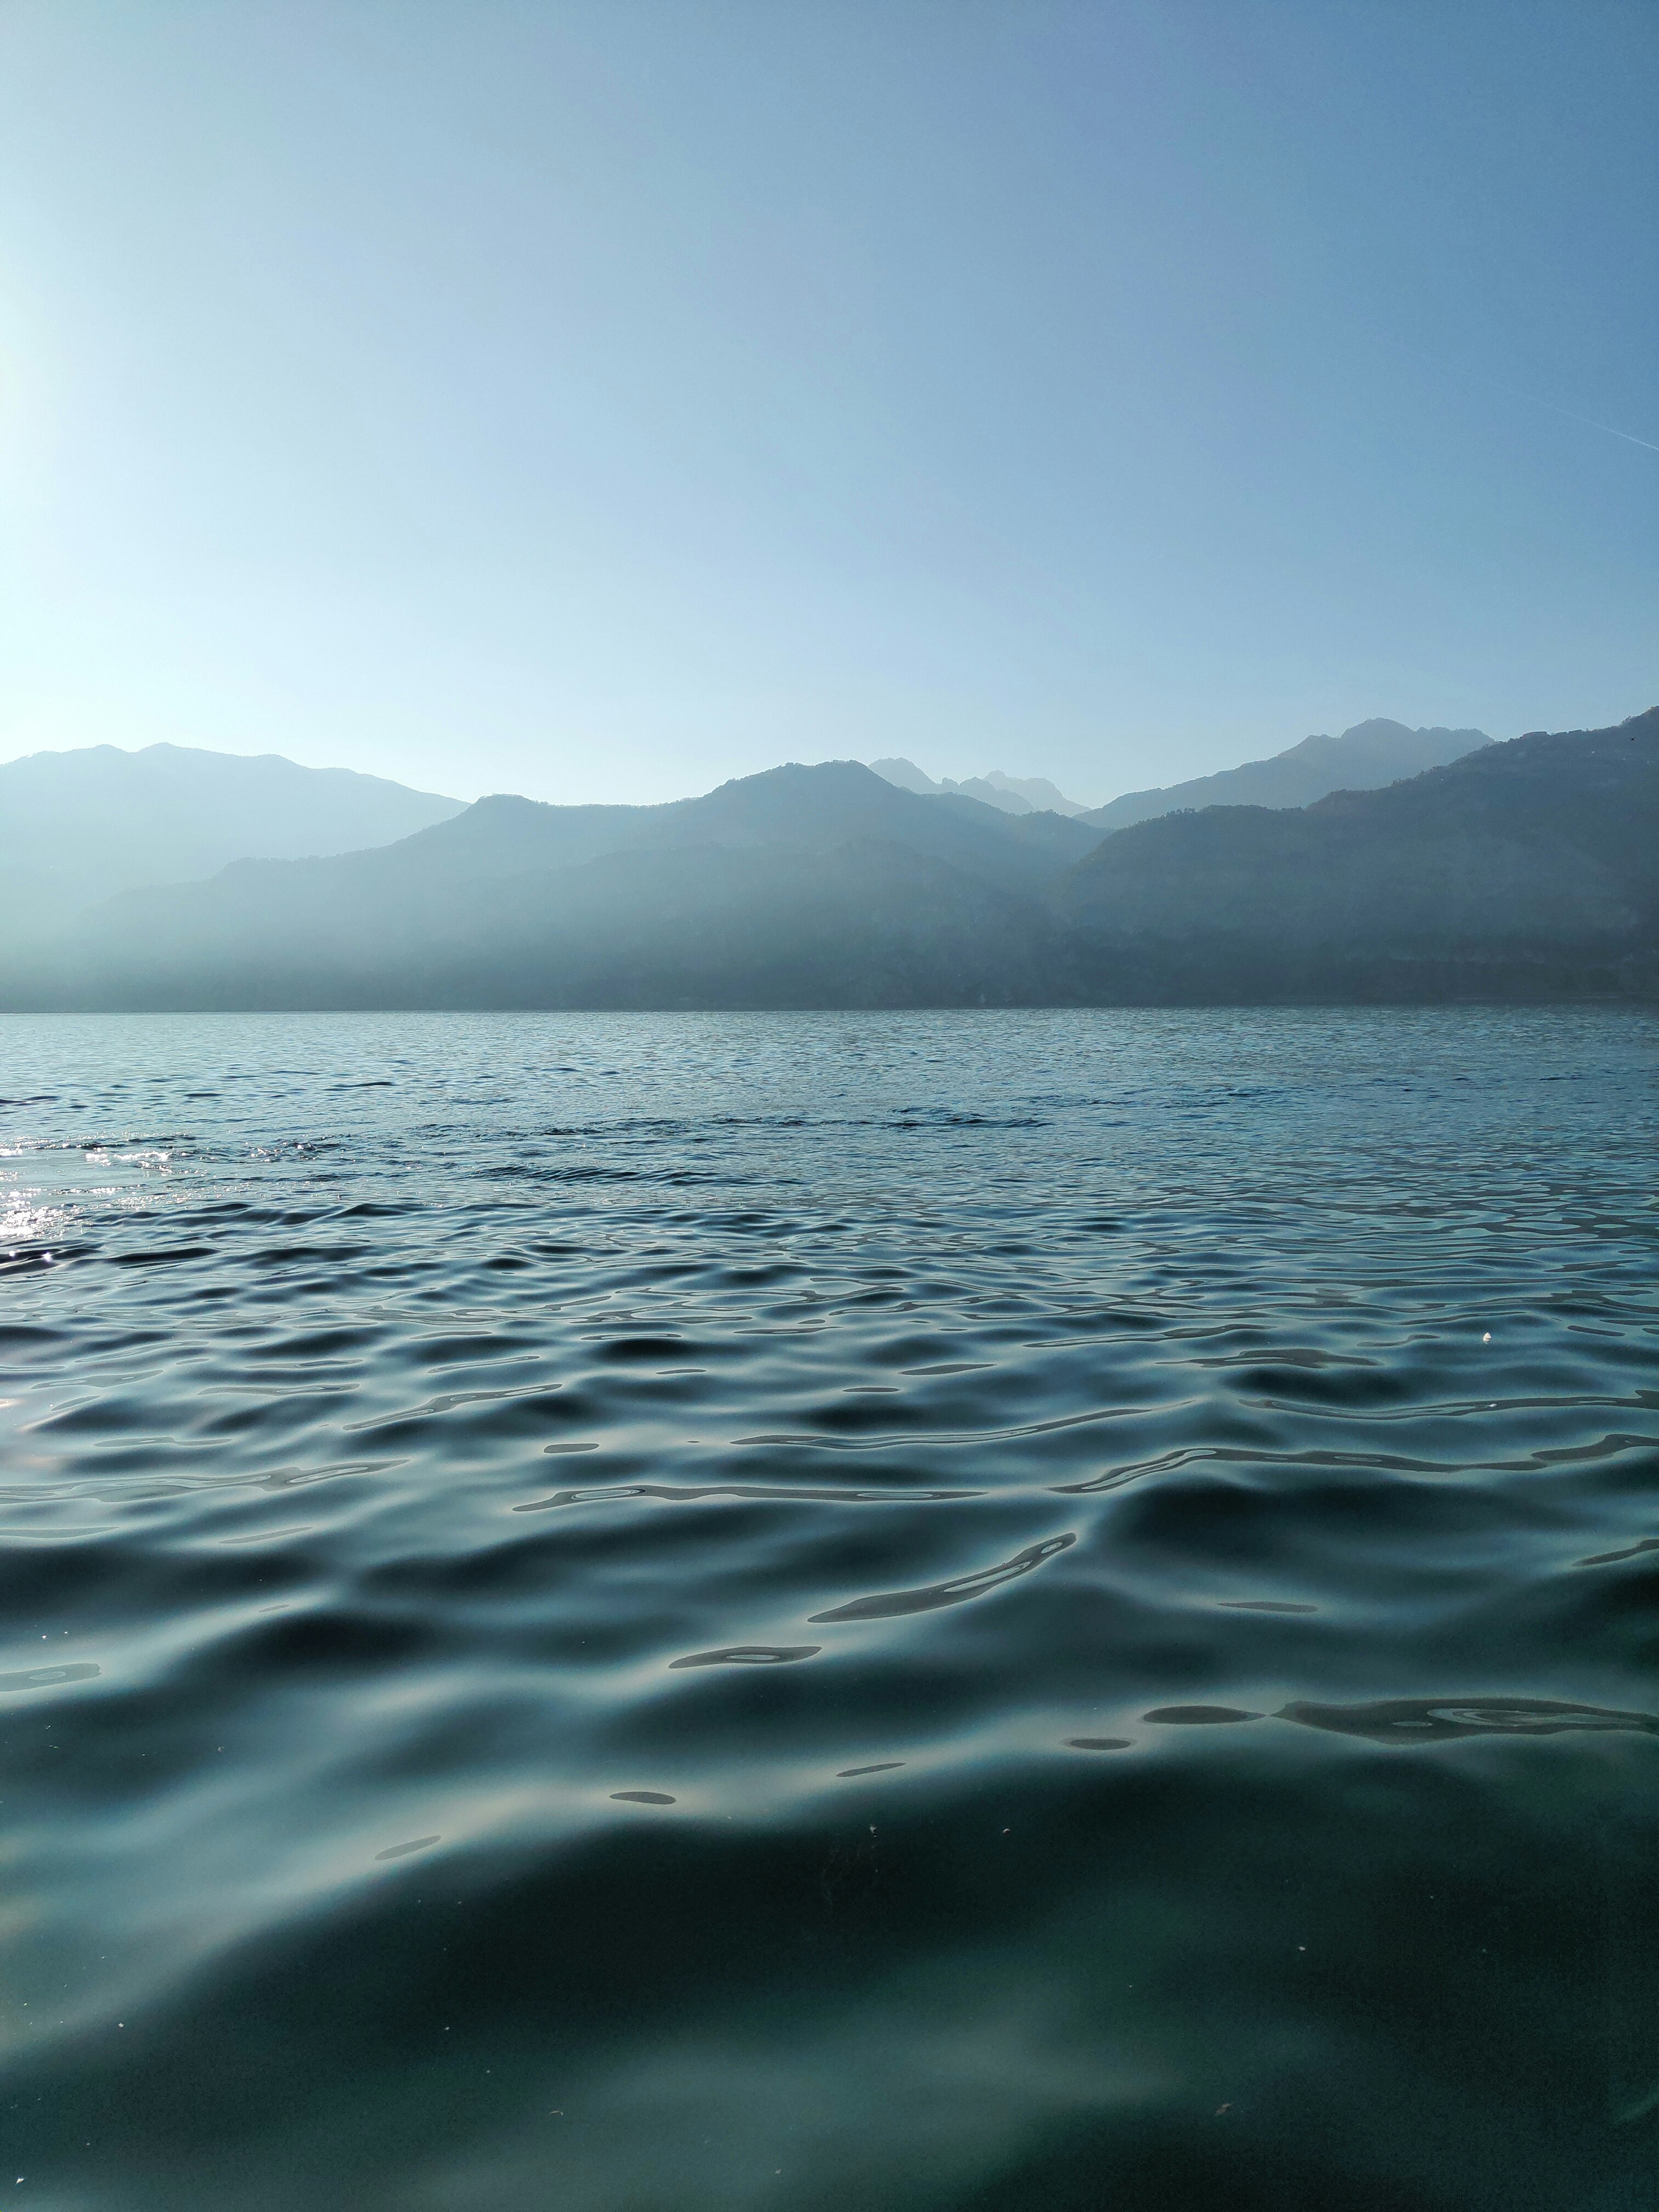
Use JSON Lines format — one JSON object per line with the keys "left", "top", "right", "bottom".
{"left": 2, "top": 1007, "right": 1657, "bottom": 2211}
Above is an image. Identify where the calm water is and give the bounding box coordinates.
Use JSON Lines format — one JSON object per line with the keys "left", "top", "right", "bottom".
{"left": 2, "top": 1008, "right": 1657, "bottom": 2211}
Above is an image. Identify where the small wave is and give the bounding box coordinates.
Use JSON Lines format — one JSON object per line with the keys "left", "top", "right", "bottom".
{"left": 1280, "top": 1696, "right": 1659, "bottom": 1742}
{"left": 810, "top": 1533, "right": 1075, "bottom": 1621}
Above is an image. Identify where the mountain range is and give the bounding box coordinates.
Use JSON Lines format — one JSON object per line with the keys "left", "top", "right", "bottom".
{"left": 0, "top": 742, "right": 464, "bottom": 937}
{"left": 869, "top": 718, "right": 1491, "bottom": 827}
{"left": 2, "top": 710, "right": 1654, "bottom": 1009}
{"left": 3, "top": 765, "right": 1094, "bottom": 1011}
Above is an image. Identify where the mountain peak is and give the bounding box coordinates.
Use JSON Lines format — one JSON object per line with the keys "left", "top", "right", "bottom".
{"left": 867, "top": 758, "right": 1088, "bottom": 816}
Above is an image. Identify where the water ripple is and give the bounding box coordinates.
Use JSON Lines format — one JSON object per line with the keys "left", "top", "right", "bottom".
{"left": 1, "top": 1006, "right": 1656, "bottom": 2212}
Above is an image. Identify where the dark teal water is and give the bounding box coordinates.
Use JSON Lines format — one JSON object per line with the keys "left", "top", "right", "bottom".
{"left": 2, "top": 1008, "right": 1657, "bottom": 2211}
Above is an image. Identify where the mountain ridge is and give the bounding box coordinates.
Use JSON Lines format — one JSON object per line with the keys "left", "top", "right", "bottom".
{"left": 5, "top": 761, "right": 1093, "bottom": 1007}
{"left": 3, "top": 715, "right": 1654, "bottom": 1010}
{"left": 1080, "top": 718, "right": 1491, "bottom": 830}
{"left": 0, "top": 741, "right": 466, "bottom": 934}
{"left": 1059, "top": 709, "right": 1658, "bottom": 1000}
{"left": 868, "top": 759, "right": 1090, "bottom": 816}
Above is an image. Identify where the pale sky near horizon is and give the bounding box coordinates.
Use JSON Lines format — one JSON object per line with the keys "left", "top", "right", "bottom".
{"left": 2, "top": 2, "right": 1656, "bottom": 807}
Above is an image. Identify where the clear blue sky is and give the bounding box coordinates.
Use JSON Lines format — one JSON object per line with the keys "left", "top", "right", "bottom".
{"left": 2, "top": 1, "right": 1655, "bottom": 805}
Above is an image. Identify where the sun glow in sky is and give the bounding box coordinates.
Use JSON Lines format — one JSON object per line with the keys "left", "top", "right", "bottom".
{"left": 1, "top": 1, "right": 1655, "bottom": 805}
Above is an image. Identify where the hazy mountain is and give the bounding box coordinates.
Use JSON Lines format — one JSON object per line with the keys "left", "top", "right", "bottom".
{"left": 1060, "top": 709, "right": 1659, "bottom": 1001}
{"left": 868, "top": 759, "right": 1089, "bottom": 816}
{"left": 871, "top": 724, "right": 1487, "bottom": 828}
{"left": 0, "top": 742, "right": 466, "bottom": 935}
{"left": 7, "top": 719, "right": 1654, "bottom": 1009}
{"left": 984, "top": 772, "right": 1090, "bottom": 816}
{"left": 1081, "top": 719, "right": 1491, "bottom": 831}
{"left": 3, "top": 762, "right": 1096, "bottom": 1009}
{"left": 866, "top": 757, "right": 938, "bottom": 797}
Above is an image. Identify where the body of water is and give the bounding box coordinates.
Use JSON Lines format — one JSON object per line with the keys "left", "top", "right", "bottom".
{"left": 2, "top": 1008, "right": 1657, "bottom": 2210}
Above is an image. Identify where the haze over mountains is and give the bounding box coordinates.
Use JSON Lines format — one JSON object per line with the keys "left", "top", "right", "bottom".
{"left": 1080, "top": 718, "right": 1491, "bottom": 831}
{"left": 870, "top": 761, "right": 1091, "bottom": 816}
{"left": 868, "top": 719, "right": 1490, "bottom": 827}
{"left": 2, "top": 710, "right": 1654, "bottom": 1010}
{"left": 1063, "top": 710, "right": 1658, "bottom": 1002}
{"left": 0, "top": 742, "right": 464, "bottom": 936}
{"left": 5, "top": 765, "right": 1096, "bottom": 1011}
{"left": 0, "top": 717, "right": 1486, "bottom": 935}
